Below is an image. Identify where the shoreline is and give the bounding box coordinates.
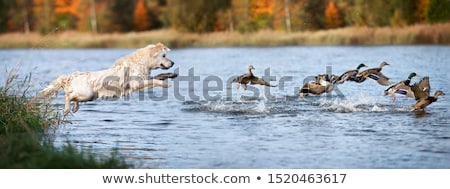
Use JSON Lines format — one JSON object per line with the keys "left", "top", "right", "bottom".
{"left": 1, "top": 23, "right": 449, "bottom": 49}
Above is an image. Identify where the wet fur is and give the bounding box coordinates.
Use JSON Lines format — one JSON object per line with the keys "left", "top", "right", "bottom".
{"left": 36, "top": 43, "right": 176, "bottom": 115}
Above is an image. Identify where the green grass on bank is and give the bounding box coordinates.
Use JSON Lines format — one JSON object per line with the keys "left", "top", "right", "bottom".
{"left": 0, "top": 69, "right": 130, "bottom": 168}
{"left": 0, "top": 23, "right": 449, "bottom": 48}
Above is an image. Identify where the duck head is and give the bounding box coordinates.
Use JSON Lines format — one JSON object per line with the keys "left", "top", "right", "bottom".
{"left": 357, "top": 63, "right": 367, "bottom": 70}
{"left": 379, "top": 61, "right": 390, "bottom": 67}
{"left": 408, "top": 72, "right": 419, "bottom": 79}
{"left": 434, "top": 90, "right": 445, "bottom": 97}
{"left": 318, "top": 75, "right": 330, "bottom": 86}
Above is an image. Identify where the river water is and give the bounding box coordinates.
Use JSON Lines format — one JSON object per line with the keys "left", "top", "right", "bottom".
{"left": 1, "top": 46, "right": 449, "bottom": 168}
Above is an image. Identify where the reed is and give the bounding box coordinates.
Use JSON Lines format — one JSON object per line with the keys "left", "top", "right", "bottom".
{"left": 0, "top": 23, "right": 449, "bottom": 48}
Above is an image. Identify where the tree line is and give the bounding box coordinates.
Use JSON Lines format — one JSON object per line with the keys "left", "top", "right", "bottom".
{"left": 1, "top": 0, "right": 449, "bottom": 34}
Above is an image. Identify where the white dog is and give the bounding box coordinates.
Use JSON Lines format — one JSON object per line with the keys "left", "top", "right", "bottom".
{"left": 37, "top": 43, "right": 177, "bottom": 115}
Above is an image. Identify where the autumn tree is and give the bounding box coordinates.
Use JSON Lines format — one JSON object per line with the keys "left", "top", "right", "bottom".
{"left": 390, "top": 0, "right": 421, "bottom": 27}
{"left": 325, "top": 0, "right": 341, "bottom": 28}
{"left": 2, "top": 0, "right": 32, "bottom": 33}
{"left": 425, "top": 0, "right": 450, "bottom": 23}
{"left": 231, "top": 0, "right": 251, "bottom": 32}
{"left": 272, "top": 0, "right": 291, "bottom": 32}
{"left": 250, "top": 0, "right": 274, "bottom": 30}
{"left": 283, "top": 0, "right": 292, "bottom": 32}
{"left": 54, "top": 0, "right": 80, "bottom": 30}
{"left": 144, "top": 0, "right": 164, "bottom": 30}
{"left": 166, "top": 0, "right": 230, "bottom": 33}
{"left": 133, "top": 0, "right": 150, "bottom": 31}
{"left": 303, "top": 0, "right": 327, "bottom": 30}
{"left": 214, "top": 8, "right": 234, "bottom": 32}
{"left": 0, "top": 0, "right": 12, "bottom": 32}
{"left": 416, "top": 0, "right": 430, "bottom": 22}
{"left": 32, "top": 0, "right": 53, "bottom": 34}
{"left": 287, "top": 0, "right": 308, "bottom": 31}
{"left": 109, "top": 0, "right": 136, "bottom": 32}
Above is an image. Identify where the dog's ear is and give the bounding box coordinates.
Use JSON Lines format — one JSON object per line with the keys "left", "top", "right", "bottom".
{"left": 152, "top": 43, "right": 170, "bottom": 57}
{"left": 152, "top": 43, "right": 163, "bottom": 57}
{"left": 158, "top": 43, "right": 171, "bottom": 53}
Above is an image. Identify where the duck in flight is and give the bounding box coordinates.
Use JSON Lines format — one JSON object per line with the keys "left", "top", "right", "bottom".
{"left": 410, "top": 76, "right": 444, "bottom": 111}
{"left": 232, "top": 65, "right": 277, "bottom": 90}
{"left": 384, "top": 72, "right": 419, "bottom": 102}
{"left": 336, "top": 63, "right": 367, "bottom": 84}
{"left": 299, "top": 74, "right": 337, "bottom": 98}
{"left": 355, "top": 61, "right": 391, "bottom": 86}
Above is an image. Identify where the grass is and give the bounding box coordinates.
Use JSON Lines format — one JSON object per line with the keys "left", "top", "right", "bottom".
{"left": 0, "top": 67, "right": 131, "bottom": 168}
{"left": 0, "top": 23, "right": 449, "bottom": 48}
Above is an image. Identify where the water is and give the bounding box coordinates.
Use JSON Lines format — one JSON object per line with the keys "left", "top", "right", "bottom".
{"left": 1, "top": 46, "right": 449, "bottom": 168}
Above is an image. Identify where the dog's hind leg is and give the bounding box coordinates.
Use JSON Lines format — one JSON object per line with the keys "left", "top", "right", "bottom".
{"left": 63, "top": 95, "right": 71, "bottom": 116}
{"left": 72, "top": 101, "right": 80, "bottom": 113}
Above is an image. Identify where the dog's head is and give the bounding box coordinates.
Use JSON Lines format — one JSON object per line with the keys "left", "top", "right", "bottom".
{"left": 148, "top": 43, "right": 175, "bottom": 70}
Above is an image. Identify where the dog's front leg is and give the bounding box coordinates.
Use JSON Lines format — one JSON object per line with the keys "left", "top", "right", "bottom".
{"left": 130, "top": 79, "right": 168, "bottom": 91}
{"left": 152, "top": 73, "right": 178, "bottom": 80}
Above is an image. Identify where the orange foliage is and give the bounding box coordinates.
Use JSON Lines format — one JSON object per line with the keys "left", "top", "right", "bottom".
{"left": 416, "top": 0, "right": 430, "bottom": 22}
{"left": 32, "top": 0, "right": 48, "bottom": 15}
{"left": 325, "top": 0, "right": 341, "bottom": 29}
{"left": 54, "top": 0, "right": 80, "bottom": 15}
{"left": 271, "top": 0, "right": 285, "bottom": 31}
{"left": 133, "top": 0, "right": 150, "bottom": 31}
{"left": 251, "top": 0, "right": 274, "bottom": 16}
{"left": 250, "top": 0, "right": 275, "bottom": 29}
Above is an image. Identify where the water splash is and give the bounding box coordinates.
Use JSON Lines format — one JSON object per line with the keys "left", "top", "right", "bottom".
{"left": 314, "top": 94, "right": 408, "bottom": 113}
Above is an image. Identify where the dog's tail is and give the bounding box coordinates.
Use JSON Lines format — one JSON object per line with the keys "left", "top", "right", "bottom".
{"left": 36, "top": 75, "right": 68, "bottom": 100}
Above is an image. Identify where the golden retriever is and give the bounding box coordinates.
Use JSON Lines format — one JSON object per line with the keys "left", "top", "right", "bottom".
{"left": 37, "top": 43, "right": 177, "bottom": 115}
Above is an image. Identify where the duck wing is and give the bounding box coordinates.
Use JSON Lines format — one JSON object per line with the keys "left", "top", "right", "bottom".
{"left": 418, "top": 76, "right": 430, "bottom": 96}
{"left": 361, "top": 67, "right": 380, "bottom": 75}
{"left": 394, "top": 83, "right": 415, "bottom": 98}
{"left": 232, "top": 75, "right": 242, "bottom": 83}
{"left": 250, "top": 76, "right": 277, "bottom": 87}
{"left": 411, "top": 78, "right": 430, "bottom": 100}
{"left": 300, "top": 82, "right": 326, "bottom": 95}
{"left": 366, "top": 72, "right": 391, "bottom": 86}
{"left": 232, "top": 73, "right": 251, "bottom": 84}
{"left": 337, "top": 69, "right": 358, "bottom": 83}
{"left": 330, "top": 74, "right": 339, "bottom": 84}
{"left": 375, "top": 71, "right": 390, "bottom": 80}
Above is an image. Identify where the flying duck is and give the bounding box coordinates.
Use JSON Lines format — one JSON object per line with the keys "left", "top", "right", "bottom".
{"left": 411, "top": 76, "right": 445, "bottom": 111}
{"left": 232, "top": 65, "right": 277, "bottom": 90}
{"left": 337, "top": 63, "right": 367, "bottom": 83}
{"left": 384, "top": 72, "right": 419, "bottom": 102}
{"left": 299, "top": 74, "right": 336, "bottom": 98}
{"left": 354, "top": 61, "right": 391, "bottom": 86}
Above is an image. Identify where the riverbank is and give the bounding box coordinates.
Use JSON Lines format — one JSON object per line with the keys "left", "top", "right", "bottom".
{"left": 1, "top": 23, "right": 449, "bottom": 48}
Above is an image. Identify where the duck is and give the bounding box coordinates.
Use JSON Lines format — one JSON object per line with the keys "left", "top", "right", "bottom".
{"left": 322, "top": 73, "right": 339, "bottom": 85}
{"left": 410, "top": 76, "right": 445, "bottom": 111}
{"left": 299, "top": 74, "right": 335, "bottom": 98}
{"left": 384, "top": 72, "right": 419, "bottom": 102}
{"left": 354, "top": 61, "right": 391, "bottom": 86}
{"left": 336, "top": 63, "right": 367, "bottom": 83}
{"left": 232, "top": 65, "right": 277, "bottom": 90}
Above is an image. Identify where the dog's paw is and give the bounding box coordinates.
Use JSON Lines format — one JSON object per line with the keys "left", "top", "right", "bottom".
{"left": 168, "top": 73, "right": 178, "bottom": 78}
{"left": 153, "top": 73, "right": 178, "bottom": 80}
